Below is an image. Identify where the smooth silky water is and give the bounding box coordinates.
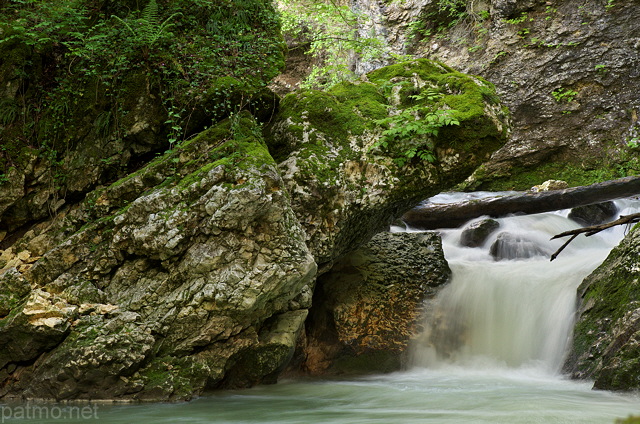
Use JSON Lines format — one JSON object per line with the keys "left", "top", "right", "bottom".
{"left": 3, "top": 195, "right": 640, "bottom": 423}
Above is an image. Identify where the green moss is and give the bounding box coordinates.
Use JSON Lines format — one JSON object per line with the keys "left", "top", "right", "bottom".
{"left": 367, "top": 59, "right": 454, "bottom": 83}
{"left": 475, "top": 158, "right": 639, "bottom": 191}
{"left": 570, "top": 227, "right": 640, "bottom": 385}
{"left": 140, "top": 355, "right": 210, "bottom": 399}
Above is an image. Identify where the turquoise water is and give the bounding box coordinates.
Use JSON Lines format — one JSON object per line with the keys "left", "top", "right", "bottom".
{"left": 4, "top": 369, "right": 638, "bottom": 423}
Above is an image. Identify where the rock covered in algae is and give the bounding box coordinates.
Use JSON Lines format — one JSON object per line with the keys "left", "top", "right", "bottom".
{"left": 564, "top": 225, "right": 640, "bottom": 391}
{"left": 269, "top": 58, "right": 509, "bottom": 265}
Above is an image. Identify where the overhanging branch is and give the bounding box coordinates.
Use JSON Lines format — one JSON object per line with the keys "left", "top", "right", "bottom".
{"left": 549, "top": 213, "right": 640, "bottom": 261}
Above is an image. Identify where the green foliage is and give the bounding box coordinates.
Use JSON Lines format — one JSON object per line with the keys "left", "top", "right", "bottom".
{"left": 372, "top": 87, "right": 460, "bottom": 167}
{"left": 0, "top": 0, "right": 285, "bottom": 179}
{"left": 0, "top": 98, "right": 19, "bottom": 126}
{"left": 552, "top": 88, "right": 578, "bottom": 103}
{"left": 503, "top": 12, "right": 531, "bottom": 25}
{"left": 407, "top": 0, "right": 468, "bottom": 43}
{"left": 112, "top": 0, "right": 180, "bottom": 55}
{"left": 595, "top": 64, "right": 608, "bottom": 75}
{"left": 277, "top": 0, "right": 385, "bottom": 89}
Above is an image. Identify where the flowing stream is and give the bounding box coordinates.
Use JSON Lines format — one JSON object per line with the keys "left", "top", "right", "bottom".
{"left": 3, "top": 194, "right": 640, "bottom": 423}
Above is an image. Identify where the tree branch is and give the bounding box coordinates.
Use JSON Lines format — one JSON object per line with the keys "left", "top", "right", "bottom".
{"left": 549, "top": 213, "right": 640, "bottom": 261}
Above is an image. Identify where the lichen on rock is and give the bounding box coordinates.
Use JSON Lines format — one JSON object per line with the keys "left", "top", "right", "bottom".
{"left": 0, "top": 113, "right": 316, "bottom": 401}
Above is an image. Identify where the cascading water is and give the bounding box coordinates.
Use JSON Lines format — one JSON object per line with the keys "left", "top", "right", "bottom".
{"left": 409, "top": 194, "right": 640, "bottom": 376}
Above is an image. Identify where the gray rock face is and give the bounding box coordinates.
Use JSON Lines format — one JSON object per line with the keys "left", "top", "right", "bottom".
{"left": 0, "top": 114, "right": 316, "bottom": 401}
{"left": 564, "top": 226, "right": 640, "bottom": 391}
{"left": 368, "top": 0, "right": 640, "bottom": 188}
{"left": 568, "top": 201, "right": 618, "bottom": 226}
{"left": 303, "top": 231, "right": 451, "bottom": 374}
{"left": 460, "top": 219, "right": 500, "bottom": 247}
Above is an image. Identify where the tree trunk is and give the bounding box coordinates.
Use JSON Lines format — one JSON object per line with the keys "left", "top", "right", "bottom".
{"left": 402, "top": 176, "right": 640, "bottom": 230}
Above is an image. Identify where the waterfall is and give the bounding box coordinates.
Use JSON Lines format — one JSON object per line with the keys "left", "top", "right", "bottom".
{"left": 408, "top": 194, "right": 640, "bottom": 374}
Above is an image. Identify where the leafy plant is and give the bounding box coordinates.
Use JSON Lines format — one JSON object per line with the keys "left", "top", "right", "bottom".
{"left": 595, "top": 64, "right": 608, "bottom": 75}
{"left": 277, "top": 0, "right": 385, "bottom": 89}
{"left": 112, "top": 0, "right": 180, "bottom": 56}
{"left": 371, "top": 88, "right": 460, "bottom": 167}
{"left": 0, "top": 99, "right": 19, "bottom": 126}
{"left": 552, "top": 88, "right": 578, "bottom": 103}
{"left": 503, "top": 12, "right": 530, "bottom": 25}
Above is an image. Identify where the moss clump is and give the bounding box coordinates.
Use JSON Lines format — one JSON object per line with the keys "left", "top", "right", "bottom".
{"left": 473, "top": 155, "right": 639, "bottom": 191}
{"left": 269, "top": 58, "right": 507, "bottom": 168}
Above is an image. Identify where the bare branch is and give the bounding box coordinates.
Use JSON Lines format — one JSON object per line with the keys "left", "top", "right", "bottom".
{"left": 549, "top": 213, "right": 640, "bottom": 261}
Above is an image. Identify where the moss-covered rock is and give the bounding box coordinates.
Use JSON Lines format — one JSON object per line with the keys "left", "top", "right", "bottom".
{"left": 270, "top": 58, "right": 509, "bottom": 264}
{"left": 564, "top": 226, "right": 640, "bottom": 391}
{"left": 0, "top": 114, "right": 316, "bottom": 401}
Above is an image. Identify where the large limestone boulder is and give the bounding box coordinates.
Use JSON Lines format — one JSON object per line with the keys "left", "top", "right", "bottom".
{"left": 270, "top": 59, "right": 509, "bottom": 264}
{"left": 0, "top": 113, "right": 316, "bottom": 401}
{"left": 303, "top": 231, "right": 451, "bottom": 374}
{"left": 564, "top": 225, "right": 640, "bottom": 391}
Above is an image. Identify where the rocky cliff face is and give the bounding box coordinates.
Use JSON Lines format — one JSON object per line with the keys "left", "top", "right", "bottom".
{"left": 564, "top": 225, "right": 640, "bottom": 391}
{"left": 0, "top": 54, "right": 509, "bottom": 400}
{"left": 0, "top": 114, "right": 317, "bottom": 400}
{"left": 310, "top": 0, "right": 640, "bottom": 189}
{"left": 303, "top": 231, "right": 450, "bottom": 375}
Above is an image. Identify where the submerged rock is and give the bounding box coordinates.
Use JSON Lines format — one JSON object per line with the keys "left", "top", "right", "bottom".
{"left": 564, "top": 225, "right": 640, "bottom": 391}
{"left": 460, "top": 218, "right": 500, "bottom": 247}
{"left": 568, "top": 201, "right": 618, "bottom": 226}
{"left": 489, "top": 232, "right": 550, "bottom": 260}
{"left": 303, "top": 231, "right": 450, "bottom": 375}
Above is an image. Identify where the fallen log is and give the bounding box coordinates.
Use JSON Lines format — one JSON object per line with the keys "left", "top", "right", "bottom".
{"left": 402, "top": 176, "right": 640, "bottom": 230}
{"left": 549, "top": 212, "right": 640, "bottom": 261}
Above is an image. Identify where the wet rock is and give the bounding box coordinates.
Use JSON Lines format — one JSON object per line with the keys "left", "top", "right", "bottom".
{"left": 304, "top": 231, "right": 450, "bottom": 374}
{"left": 564, "top": 226, "right": 640, "bottom": 391}
{"left": 489, "top": 232, "right": 550, "bottom": 260}
{"left": 569, "top": 201, "right": 618, "bottom": 226}
{"left": 460, "top": 219, "right": 500, "bottom": 247}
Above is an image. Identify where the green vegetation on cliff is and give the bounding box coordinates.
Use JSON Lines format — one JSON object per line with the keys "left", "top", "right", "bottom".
{"left": 0, "top": 0, "right": 284, "bottom": 184}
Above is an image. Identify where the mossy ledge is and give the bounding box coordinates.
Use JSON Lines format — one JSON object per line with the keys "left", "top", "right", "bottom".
{"left": 269, "top": 58, "right": 510, "bottom": 264}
